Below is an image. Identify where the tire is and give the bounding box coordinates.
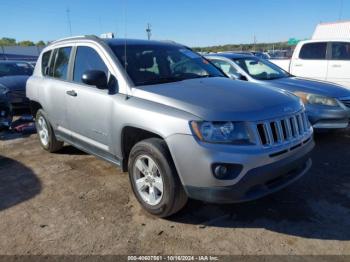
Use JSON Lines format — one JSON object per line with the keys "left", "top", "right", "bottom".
{"left": 128, "top": 138, "right": 188, "bottom": 217}
{"left": 35, "top": 109, "right": 63, "bottom": 153}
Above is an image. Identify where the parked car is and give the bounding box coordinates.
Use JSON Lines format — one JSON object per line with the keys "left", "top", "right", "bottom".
{"left": 221, "top": 51, "right": 254, "bottom": 56}
{"left": 222, "top": 51, "right": 270, "bottom": 60}
{"left": 27, "top": 36, "right": 314, "bottom": 217}
{"left": 270, "top": 40, "right": 350, "bottom": 89}
{"left": 28, "top": 61, "right": 37, "bottom": 68}
{"left": 251, "top": 51, "right": 270, "bottom": 60}
{"left": 0, "top": 61, "right": 33, "bottom": 109}
{"left": 206, "top": 53, "right": 350, "bottom": 130}
{"left": 0, "top": 89, "right": 12, "bottom": 130}
{"left": 268, "top": 50, "right": 292, "bottom": 59}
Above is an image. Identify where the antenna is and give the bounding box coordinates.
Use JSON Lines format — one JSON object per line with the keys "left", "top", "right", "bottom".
{"left": 124, "top": 0, "right": 128, "bottom": 71}
{"left": 66, "top": 8, "right": 72, "bottom": 36}
{"left": 339, "top": 0, "right": 343, "bottom": 20}
{"left": 146, "top": 23, "right": 152, "bottom": 40}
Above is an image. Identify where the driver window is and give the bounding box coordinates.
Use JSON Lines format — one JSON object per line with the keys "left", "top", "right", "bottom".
{"left": 73, "top": 46, "right": 109, "bottom": 84}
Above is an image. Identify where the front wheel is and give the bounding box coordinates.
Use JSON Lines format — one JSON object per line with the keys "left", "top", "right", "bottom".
{"left": 128, "top": 138, "right": 188, "bottom": 217}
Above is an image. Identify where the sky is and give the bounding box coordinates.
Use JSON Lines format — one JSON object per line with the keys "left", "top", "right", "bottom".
{"left": 0, "top": 0, "right": 349, "bottom": 47}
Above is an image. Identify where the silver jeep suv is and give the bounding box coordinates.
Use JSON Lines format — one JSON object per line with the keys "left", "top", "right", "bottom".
{"left": 27, "top": 36, "right": 314, "bottom": 217}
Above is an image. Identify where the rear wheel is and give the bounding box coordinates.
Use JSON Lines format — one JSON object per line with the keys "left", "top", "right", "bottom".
{"left": 35, "top": 109, "right": 63, "bottom": 152}
{"left": 128, "top": 138, "right": 188, "bottom": 217}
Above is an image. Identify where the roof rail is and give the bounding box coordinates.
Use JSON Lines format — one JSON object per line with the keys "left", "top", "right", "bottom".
{"left": 50, "top": 35, "right": 100, "bottom": 45}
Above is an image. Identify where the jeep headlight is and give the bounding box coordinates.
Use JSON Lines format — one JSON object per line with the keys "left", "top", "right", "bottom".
{"left": 294, "top": 92, "right": 339, "bottom": 107}
{"left": 190, "top": 121, "right": 254, "bottom": 144}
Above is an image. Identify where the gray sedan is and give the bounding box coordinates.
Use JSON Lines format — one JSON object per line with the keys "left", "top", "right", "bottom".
{"left": 206, "top": 53, "right": 350, "bottom": 129}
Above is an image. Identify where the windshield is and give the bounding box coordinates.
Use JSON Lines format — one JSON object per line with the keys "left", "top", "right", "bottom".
{"left": 0, "top": 62, "right": 33, "bottom": 77}
{"left": 109, "top": 44, "right": 224, "bottom": 86}
{"left": 232, "top": 57, "right": 289, "bottom": 80}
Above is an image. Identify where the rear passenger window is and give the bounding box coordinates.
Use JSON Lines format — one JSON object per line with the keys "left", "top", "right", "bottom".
{"left": 299, "top": 42, "right": 327, "bottom": 60}
{"left": 52, "top": 47, "right": 72, "bottom": 80}
{"left": 73, "top": 46, "right": 109, "bottom": 83}
{"left": 332, "top": 42, "right": 350, "bottom": 60}
{"left": 41, "top": 50, "right": 52, "bottom": 76}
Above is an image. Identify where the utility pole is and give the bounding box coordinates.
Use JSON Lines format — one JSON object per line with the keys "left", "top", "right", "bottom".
{"left": 146, "top": 23, "right": 152, "bottom": 40}
{"left": 253, "top": 34, "right": 257, "bottom": 51}
{"left": 339, "top": 0, "right": 343, "bottom": 20}
{"left": 66, "top": 8, "right": 72, "bottom": 36}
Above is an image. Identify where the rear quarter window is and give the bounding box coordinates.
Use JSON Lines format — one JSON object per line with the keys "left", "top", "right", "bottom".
{"left": 51, "top": 47, "right": 72, "bottom": 80}
{"left": 41, "top": 50, "right": 52, "bottom": 76}
{"left": 299, "top": 42, "right": 327, "bottom": 60}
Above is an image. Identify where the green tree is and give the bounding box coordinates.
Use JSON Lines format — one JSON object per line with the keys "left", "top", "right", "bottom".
{"left": 36, "top": 40, "right": 46, "bottom": 46}
{"left": 0, "top": 37, "right": 16, "bottom": 46}
{"left": 18, "top": 40, "right": 35, "bottom": 46}
{"left": 193, "top": 41, "right": 291, "bottom": 53}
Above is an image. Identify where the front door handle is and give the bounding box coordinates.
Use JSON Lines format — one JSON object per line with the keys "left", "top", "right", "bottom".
{"left": 294, "top": 64, "right": 303, "bottom": 67}
{"left": 66, "top": 90, "right": 77, "bottom": 97}
{"left": 331, "top": 64, "right": 342, "bottom": 68}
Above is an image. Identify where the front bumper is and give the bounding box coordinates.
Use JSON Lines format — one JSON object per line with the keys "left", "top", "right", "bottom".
{"left": 185, "top": 150, "right": 312, "bottom": 203}
{"left": 166, "top": 133, "right": 314, "bottom": 203}
{"left": 306, "top": 104, "right": 350, "bottom": 129}
{"left": 0, "top": 100, "right": 12, "bottom": 129}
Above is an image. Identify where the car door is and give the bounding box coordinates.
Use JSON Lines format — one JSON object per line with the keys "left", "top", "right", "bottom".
{"left": 65, "top": 44, "right": 114, "bottom": 153}
{"left": 43, "top": 46, "right": 73, "bottom": 133}
{"left": 291, "top": 42, "right": 328, "bottom": 80}
{"left": 327, "top": 42, "right": 350, "bottom": 89}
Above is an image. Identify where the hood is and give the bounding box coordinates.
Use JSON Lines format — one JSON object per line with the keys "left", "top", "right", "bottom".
{"left": 132, "top": 77, "right": 302, "bottom": 121}
{"left": 0, "top": 75, "right": 29, "bottom": 91}
{"left": 267, "top": 77, "right": 350, "bottom": 98}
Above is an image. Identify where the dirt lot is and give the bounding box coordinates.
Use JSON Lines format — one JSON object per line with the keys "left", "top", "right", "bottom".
{"left": 1, "top": 129, "right": 350, "bottom": 255}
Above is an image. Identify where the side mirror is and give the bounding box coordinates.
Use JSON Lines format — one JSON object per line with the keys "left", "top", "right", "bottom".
{"left": 229, "top": 72, "right": 247, "bottom": 81}
{"left": 108, "top": 74, "right": 119, "bottom": 95}
{"left": 82, "top": 70, "right": 107, "bottom": 89}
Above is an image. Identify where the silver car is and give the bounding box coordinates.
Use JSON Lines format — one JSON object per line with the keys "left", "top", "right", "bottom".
{"left": 206, "top": 53, "right": 350, "bottom": 129}
{"left": 27, "top": 36, "right": 314, "bottom": 217}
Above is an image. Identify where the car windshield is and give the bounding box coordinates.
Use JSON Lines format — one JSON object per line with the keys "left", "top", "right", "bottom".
{"left": 0, "top": 62, "right": 33, "bottom": 77}
{"left": 232, "top": 57, "right": 289, "bottom": 80}
{"left": 109, "top": 43, "right": 224, "bottom": 86}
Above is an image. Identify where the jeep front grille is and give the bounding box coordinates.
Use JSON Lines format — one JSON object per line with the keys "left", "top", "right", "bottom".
{"left": 256, "top": 111, "right": 310, "bottom": 146}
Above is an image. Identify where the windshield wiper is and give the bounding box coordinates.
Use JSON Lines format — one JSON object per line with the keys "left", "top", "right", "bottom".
{"left": 189, "top": 74, "right": 218, "bottom": 79}
{"left": 136, "top": 76, "right": 184, "bottom": 86}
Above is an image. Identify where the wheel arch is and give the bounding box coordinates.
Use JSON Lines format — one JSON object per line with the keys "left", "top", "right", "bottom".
{"left": 121, "top": 125, "right": 168, "bottom": 172}
{"left": 29, "top": 100, "right": 43, "bottom": 119}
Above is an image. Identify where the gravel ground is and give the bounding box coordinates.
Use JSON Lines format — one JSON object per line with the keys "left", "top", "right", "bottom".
{"left": 0, "top": 129, "right": 350, "bottom": 255}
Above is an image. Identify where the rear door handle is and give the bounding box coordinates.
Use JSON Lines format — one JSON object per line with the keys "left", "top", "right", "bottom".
{"left": 331, "top": 64, "right": 342, "bottom": 68}
{"left": 294, "top": 64, "right": 303, "bottom": 67}
{"left": 66, "top": 90, "right": 77, "bottom": 97}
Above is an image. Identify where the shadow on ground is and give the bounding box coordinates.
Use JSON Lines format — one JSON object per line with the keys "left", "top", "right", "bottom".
{"left": 0, "top": 156, "right": 41, "bottom": 211}
{"left": 0, "top": 131, "right": 33, "bottom": 141}
{"left": 55, "top": 145, "right": 87, "bottom": 156}
{"left": 171, "top": 130, "right": 350, "bottom": 241}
